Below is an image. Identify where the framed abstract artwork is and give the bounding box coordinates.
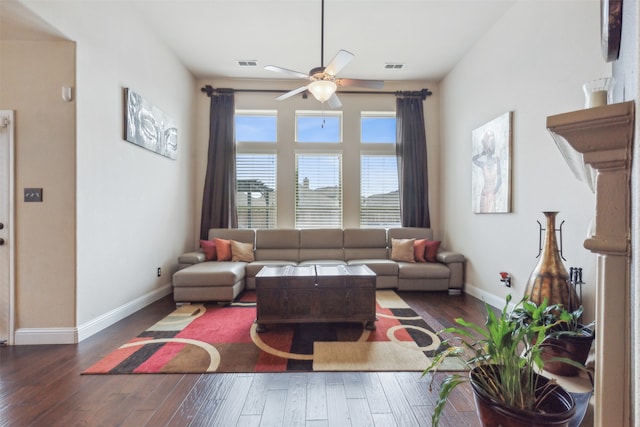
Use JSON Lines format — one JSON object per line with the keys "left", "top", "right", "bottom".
{"left": 471, "top": 111, "right": 512, "bottom": 214}
{"left": 123, "top": 88, "right": 177, "bottom": 159}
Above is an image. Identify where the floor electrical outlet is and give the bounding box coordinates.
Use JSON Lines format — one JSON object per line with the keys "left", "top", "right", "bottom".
{"left": 157, "top": 267, "right": 162, "bottom": 277}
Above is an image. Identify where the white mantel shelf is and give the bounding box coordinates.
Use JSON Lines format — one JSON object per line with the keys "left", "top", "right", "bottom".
{"left": 547, "top": 100, "right": 635, "bottom": 427}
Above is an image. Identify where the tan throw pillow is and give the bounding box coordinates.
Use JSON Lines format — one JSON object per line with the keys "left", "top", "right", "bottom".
{"left": 231, "top": 240, "right": 255, "bottom": 262}
{"left": 391, "top": 238, "right": 416, "bottom": 263}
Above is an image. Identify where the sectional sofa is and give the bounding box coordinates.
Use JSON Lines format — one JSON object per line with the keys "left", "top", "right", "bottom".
{"left": 172, "top": 227, "right": 465, "bottom": 303}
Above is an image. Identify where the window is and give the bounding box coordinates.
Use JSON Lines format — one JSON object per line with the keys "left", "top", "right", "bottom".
{"left": 235, "top": 110, "right": 278, "bottom": 228}
{"left": 361, "top": 112, "right": 396, "bottom": 143}
{"left": 295, "top": 154, "right": 342, "bottom": 228}
{"left": 360, "top": 113, "right": 400, "bottom": 227}
{"left": 235, "top": 110, "right": 277, "bottom": 142}
{"left": 296, "top": 111, "right": 342, "bottom": 143}
{"left": 236, "top": 154, "right": 277, "bottom": 229}
{"left": 360, "top": 155, "right": 400, "bottom": 227}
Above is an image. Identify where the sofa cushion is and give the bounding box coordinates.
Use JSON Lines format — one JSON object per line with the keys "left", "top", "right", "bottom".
{"left": 200, "top": 240, "right": 217, "bottom": 260}
{"left": 208, "top": 228, "right": 256, "bottom": 245}
{"left": 390, "top": 238, "right": 416, "bottom": 263}
{"left": 388, "top": 227, "right": 433, "bottom": 242}
{"left": 299, "top": 229, "right": 344, "bottom": 261}
{"left": 344, "top": 228, "right": 388, "bottom": 260}
{"left": 414, "top": 239, "right": 428, "bottom": 262}
{"left": 347, "top": 259, "right": 398, "bottom": 276}
{"left": 425, "top": 240, "right": 441, "bottom": 263}
{"left": 173, "top": 262, "right": 246, "bottom": 287}
{"left": 397, "top": 262, "right": 450, "bottom": 279}
{"left": 255, "top": 229, "right": 300, "bottom": 261}
{"left": 231, "top": 240, "right": 255, "bottom": 262}
{"left": 298, "top": 259, "right": 347, "bottom": 266}
{"left": 214, "top": 238, "right": 232, "bottom": 261}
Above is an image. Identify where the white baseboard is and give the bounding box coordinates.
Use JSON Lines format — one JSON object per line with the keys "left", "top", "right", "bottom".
{"left": 463, "top": 282, "right": 509, "bottom": 310}
{"left": 14, "top": 327, "right": 78, "bottom": 345}
{"left": 14, "top": 284, "right": 173, "bottom": 345}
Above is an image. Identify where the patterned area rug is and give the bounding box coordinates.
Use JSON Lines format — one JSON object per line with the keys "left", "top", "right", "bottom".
{"left": 83, "top": 290, "right": 466, "bottom": 374}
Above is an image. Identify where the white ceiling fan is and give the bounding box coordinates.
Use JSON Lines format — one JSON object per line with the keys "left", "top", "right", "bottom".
{"left": 264, "top": 0, "right": 384, "bottom": 109}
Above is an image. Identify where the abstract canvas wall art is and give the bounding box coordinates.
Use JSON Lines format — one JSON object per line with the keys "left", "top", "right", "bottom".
{"left": 124, "top": 88, "right": 177, "bottom": 159}
{"left": 471, "top": 112, "right": 512, "bottom": 213}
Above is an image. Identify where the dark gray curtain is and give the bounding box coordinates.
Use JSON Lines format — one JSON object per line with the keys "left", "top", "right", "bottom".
{"left": 200, "top": 88, "right": 237, "bottom": 239}
{"left": 396, "top": 91, "right": 430, "bottom": 228}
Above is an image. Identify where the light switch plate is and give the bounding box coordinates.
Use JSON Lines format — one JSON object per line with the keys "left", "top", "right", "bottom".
{"left": 24, "top": 188, "right": 43, "bottom": 202}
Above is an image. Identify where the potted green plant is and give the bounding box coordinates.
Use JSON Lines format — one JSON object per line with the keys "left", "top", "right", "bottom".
{"left": 540, "top": 305, "right": 595, "bottom": 377}
{"left": 511, "top": 301, "right": 595, "bottom": 376}
{"left": 424, "top": 295, "right": 579, "bottom": 427}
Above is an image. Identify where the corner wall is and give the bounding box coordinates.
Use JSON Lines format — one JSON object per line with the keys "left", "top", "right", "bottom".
{"left": 440, "top": 1, "right": 610, "bottom": 317}
{"left": 0, "top": 40, "right": 77, "bottom": 334}
{"left": 16, "top": 1, "right": 197, "bottom": 341}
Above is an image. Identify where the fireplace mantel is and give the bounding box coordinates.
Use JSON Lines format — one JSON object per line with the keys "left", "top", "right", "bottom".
{"left": 547, "top": 100, "right": 634, "bottom": 427}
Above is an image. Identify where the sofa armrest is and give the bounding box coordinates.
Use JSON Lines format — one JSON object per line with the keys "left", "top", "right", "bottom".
{"left": 178, "top": 251, "right": 206, "bottom": 265}
{"left": 436, "top": 250, "right": 465, "bottom": 290}
{"left": 436, "top": 250, "right": 465, "bottom": 264}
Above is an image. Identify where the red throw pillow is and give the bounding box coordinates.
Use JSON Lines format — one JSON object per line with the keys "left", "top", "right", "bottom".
{"left": 425, "top": 240, "right": 441, "bottom": 263}
{"left": 414, "top": 239, "right": 428, "bottom": 263}
{"left": 213, "top": 238, "right": 232, "bottom": 261}
{"left": 200, "top": 240, "right": 216, "bottom": 261}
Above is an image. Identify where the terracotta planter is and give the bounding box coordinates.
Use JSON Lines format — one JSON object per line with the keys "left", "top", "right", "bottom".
{"left": 541, "top": 329, "right": 594, "bottom": 377}
{"left": 469, "top": 366, "right": 575, "bottom": 427}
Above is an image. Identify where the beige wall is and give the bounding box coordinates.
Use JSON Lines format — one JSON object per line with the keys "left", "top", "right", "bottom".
{"left": 6, "top": 1, "right": 197, "bottom": 341}
{"left": 0, "top": 40, "right": 76, "bottom": 329}
{"left": 440, "top": 1, "right": 610, "bottom": 319}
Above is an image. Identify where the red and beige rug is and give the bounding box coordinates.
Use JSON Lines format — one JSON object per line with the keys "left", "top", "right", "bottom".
{"left": 83, "top": 290, "right": 465, "bottom": 374}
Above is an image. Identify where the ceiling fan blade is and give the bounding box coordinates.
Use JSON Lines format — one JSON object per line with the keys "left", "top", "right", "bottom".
{"left": 264, "top": 65, "right": 310, "bottom": 80}
{"left": 275, "top": 85, "right": 308, "bottom": 101}
{"left": 327, "top": 93, "right": 342, "bottom": 109}
{"left": 324, "top": 50, "right": 354, "bottom": 76}
{"left": 337, "top": 78, "right": 385, "bottom": 90}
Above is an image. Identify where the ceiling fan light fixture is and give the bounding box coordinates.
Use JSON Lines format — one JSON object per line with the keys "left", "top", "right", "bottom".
{"left": 307, "top": 80, "right": 337, "bottom": 103}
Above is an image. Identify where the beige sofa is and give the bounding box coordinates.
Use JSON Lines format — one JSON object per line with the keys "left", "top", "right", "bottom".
{"left": 172, "top": 227, "right": 465, "bottom": 303}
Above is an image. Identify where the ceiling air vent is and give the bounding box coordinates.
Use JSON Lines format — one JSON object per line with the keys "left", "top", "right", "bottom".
{"left": 237, "top": 60, "right": 258, "bottom": 67}
{"left": 384, "top": 63, "right": 405, "bottom": 70}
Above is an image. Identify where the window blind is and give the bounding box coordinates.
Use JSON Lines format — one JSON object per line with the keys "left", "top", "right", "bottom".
{"left": 295, "top": 154, "right": 342, "bottom": 229}
{"left": 360, "top": 155, "right": 400, "bottom": 227}
{"left": 236, "top": 154, "right": 277, "bottom": 229}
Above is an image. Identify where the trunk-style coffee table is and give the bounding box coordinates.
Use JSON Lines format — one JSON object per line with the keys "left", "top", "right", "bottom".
{"left": 255, "top": 264, "right": 377, "bottom": 332}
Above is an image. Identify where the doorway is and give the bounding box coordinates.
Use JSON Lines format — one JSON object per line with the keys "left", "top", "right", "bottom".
{"left": 0, "top": 110, "right": 15, "bottom": 345}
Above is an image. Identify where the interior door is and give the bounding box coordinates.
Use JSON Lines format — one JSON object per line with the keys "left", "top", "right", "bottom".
{"left": 0, "top": 111, "right": 15, "bottom": 345}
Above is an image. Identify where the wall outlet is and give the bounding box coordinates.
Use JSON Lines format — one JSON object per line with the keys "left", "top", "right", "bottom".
{"left": 24, "top": 188, "right": 43, "bottom": 202}
{"left": 499, "top": 272, "right": 511, "bottom": 287}
{"left": 157, "top": 267, "right": 162, "bottom": 277}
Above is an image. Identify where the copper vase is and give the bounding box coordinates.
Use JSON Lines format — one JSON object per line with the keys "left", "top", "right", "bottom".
{"left": 525, "top": 212, "right": 579, "bottom": 311}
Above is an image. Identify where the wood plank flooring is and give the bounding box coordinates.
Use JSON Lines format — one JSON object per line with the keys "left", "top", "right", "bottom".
{"left": 0, "top": 292, "right": 488, "bottom": 426}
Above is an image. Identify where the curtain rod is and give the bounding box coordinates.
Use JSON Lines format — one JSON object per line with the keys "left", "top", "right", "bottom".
{"left": 200, "top": 85, "right": 432, "bottom": 100}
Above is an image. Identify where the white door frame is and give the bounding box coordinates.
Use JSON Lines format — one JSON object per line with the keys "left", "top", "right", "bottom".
{"left": 0, "top": 111, "right": 15, "bottom": 346}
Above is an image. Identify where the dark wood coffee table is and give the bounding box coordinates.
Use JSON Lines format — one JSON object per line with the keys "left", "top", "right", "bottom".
{"left": 255, "top": 264, "right": 377, "bottom": 332}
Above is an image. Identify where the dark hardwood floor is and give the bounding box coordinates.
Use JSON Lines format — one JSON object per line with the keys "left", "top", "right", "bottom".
{"left": 0, "top": 292, "right": 488, "bottom": 427}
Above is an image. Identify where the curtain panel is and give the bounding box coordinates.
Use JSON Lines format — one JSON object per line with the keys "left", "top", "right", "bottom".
{"left": 200, "top": 89, "right": 237, "bottom": 239}
{"left": 396, "top": 92, "right": 431, "bottom": 228}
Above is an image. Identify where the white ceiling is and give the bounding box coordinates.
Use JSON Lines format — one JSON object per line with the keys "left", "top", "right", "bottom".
{"left": 3, "top": 0, "right": 516, "bottom": 82}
